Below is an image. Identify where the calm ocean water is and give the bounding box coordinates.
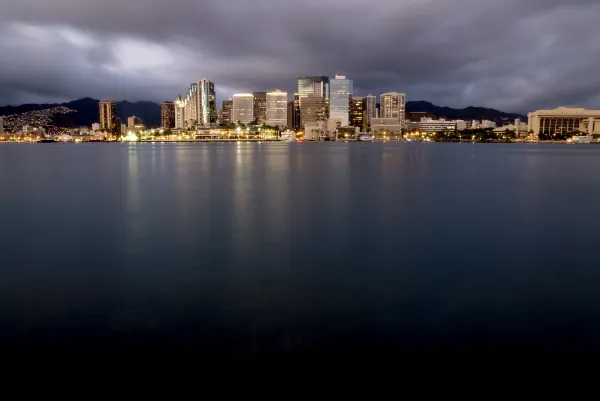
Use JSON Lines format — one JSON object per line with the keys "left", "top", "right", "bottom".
{"left": 1, "top": 142, "right": 600, "bottom": 354}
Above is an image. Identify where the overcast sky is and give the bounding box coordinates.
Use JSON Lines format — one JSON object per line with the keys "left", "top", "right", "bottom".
{"left": 1, "top": 0, "right": 599, "bottom": 113}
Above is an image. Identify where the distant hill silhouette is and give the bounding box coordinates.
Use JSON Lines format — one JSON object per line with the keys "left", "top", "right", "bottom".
{"left": 0, "top": 97, "right": 161, "bottom": 128}
{"left": 406, "top": 101, "right": 526, "bottom": 123}
{"left": 0, "top": 98, "right": 525, "bottom": 128}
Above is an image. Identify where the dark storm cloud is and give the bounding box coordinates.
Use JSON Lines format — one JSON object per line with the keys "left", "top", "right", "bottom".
{"left": 1, "top": 0, "right": 600, "bottom": 112}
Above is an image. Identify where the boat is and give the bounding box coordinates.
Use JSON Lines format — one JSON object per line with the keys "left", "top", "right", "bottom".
{"left": 37, "top": 138, "right": 57, "bottom": 143}
{"left": 568, "top": 135, "right": 592, "bottom": 144}
{"left": 358, "top": 133, "right": 374, "bottom": 142}
{"left": 280, "top": 130, "right": 295, "bottom": 142}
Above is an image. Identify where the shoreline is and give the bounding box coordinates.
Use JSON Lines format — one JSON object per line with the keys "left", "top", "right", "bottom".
{"left": 0, "top": 139, "right": 594, "bottom": 145}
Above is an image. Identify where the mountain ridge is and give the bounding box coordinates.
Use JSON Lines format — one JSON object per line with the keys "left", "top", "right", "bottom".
{"left": 0, "top": 98, "right": 525, "bottom": 128}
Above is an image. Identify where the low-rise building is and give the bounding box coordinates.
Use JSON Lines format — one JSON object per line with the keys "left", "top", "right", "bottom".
{"left": 371, "top": 118, "right": 404, "bottom": 139}
{"left": 528, "top": 107, "right": 600, "bottom": 137}
{"left": 418, "top": 118, "right": 457, "bottom": 133}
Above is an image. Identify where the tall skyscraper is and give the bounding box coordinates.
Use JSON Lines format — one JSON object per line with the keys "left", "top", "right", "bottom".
{"left": 253, "top": 92, "right": 267, "bottom": 124}
{"left": 179, "top": 79, "right": 216, "bottom": 128}
{"left": 300, "top": 97, "right": 328, "bottom": 129}
{"left": 329, "top": 75, "right": 353, "bottom": 126}
{"left": 266, "top": 90, "right": 287, "bottom": 128}
{"left": 221, "top": 100, "right": 233, "bottom": 126}
{"left": 380, "top": 92, "right": 406, "bottom": 122}
{"left": 232, "top": 94, "right": 254, "bottom": 124}
{"left": 349, "top": 96, "right": 364, "bottom": 129}
{"left": 363, "top": 95, "right": 377, "bottom": 132}
{"left": 198, "top": 79, "right": 216, "bottom": 126}
{"left": 297, "top": 76, "right": 329, "bottom": 99}
{"left": 161, "top": 102, "right": 176, "bottom": 129}
{"left": 298, "top": 77, "right": 329, "bottom": 129}
{"left": 293, "top": 94, "right": 300, "bottom": 130}
{"left": 99, "top": 101, "right": 117, "bottom": 133}
{"left": 175, "top": 95, "right": 185, "bottom": 129}
{"left": 287, "top": 101, "right": 295, "bottom": 129}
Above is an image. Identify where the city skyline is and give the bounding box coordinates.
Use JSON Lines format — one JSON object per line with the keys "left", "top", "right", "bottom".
{"left": 1, "top": 1, "right": 599, "bottom": 114}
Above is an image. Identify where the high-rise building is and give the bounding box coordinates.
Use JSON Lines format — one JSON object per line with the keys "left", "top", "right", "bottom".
{"left": 266, "top": 90, "right": 288, "bottom": 128}
{"left": 221, "top": 100, "right": 233, "bottom": 126}
{"left": 0, "top": 117, "right": 3, "bottom": 135}
{"left": 198, "top": 79, "right": 216, "bottom": 127}
{"left": 232, "top": 94, "right": 254, "bottom": 124}
{"left": 380, "top": 92, "right": 406, "bottom": 123}
{"left": 293, "top": 93, "right": 300, "bottom": 130}
{"left": 287, "top": 101, "right": 295, "bottom": 129}
{"left": 329, "top": 75, "right": 353, "bottom": 126}
{"left": 362, "top": 95, "right": 377, "bottom": 132}
{"left": 298, "top": 76, "right": 330, "bottom": 99}
{"left": 114, "top": 117, "right": 123, "bottom": 135}
{"left": 349, "top": 96, "right": 364, "bottom": 130}
{"left": 298, "top": 77, "right": 329, "bottom": 130}
{"left": 175, "top": 95, "right": 185, "bottom": 129}
{"left": 99, "top": 101, "right": 117, "bottom": 133}
{"left": 161, "top": 102, "right": 176, "bottom": 129}
{"left": 253, "top": 92, "right": 267, "bottom": 124}
{"left": 300, "top": 97, "right": 328, "bottom": 129}
{"left": 179, "top": 79, "right": 216, "bottom": 128}
{"left": 128, "top": 116, "right": 141, "bottom": 129}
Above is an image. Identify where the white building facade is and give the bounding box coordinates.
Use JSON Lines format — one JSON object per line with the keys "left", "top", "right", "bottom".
{"left": 266, "top": 90, "right": 288, "bottom": 128}
{"left": 380, "top": 92, "right": 406, "bottom": 124}
{"left": 329, "top": 75, "right": 352, "bottom": 126}
{"left": 528, "top": 107, "right": 600, "bottom": 137}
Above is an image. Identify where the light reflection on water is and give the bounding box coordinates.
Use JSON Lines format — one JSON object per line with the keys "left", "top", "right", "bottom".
{"left": 0, "top": 142, "right": 600, "bottom": 351}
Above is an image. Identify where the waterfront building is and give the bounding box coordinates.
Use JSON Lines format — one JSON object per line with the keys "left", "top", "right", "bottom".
{"left": 198, "top": 79, "right": 216, "bottom": 126}
{"left": 363, "top": 95, "right": 377, "bottom": 132}
{"left": 115, "top": 117, "right": 123, "bottom": 134}
{"left": 380, "top": 92, "right": 406, "bottom": 123}
{"left": 99, "top": 100, "right": 117, "bottom": 133}
{"left": 297, "top": 77, "right": 329, "bottom": 130}
{"left": 293, "top": 93, "right": 300, "bottom": 129}
{"left": 179, "top": 79, "right": 216, "bottom": 128}
{"left": 128, "top": 116, "right": 141, "bottom": 129}
{"left": 92, "top": 123, "right": 100, "bottom": 131}
{"left": 0, "top": 117, "right": 3, "bottom": 135}
{"left": 329, "top": 75, "right": 353, "bottom": 126}
{"left": 253, "top": 92, "right": 267, "bottom": 124}
{"left": 417, "top": 118, "right": 456, "bottom": 133}
{"left": 287, "top": 101, "right": 295, "bottom": 129}
{"left": 371, "top": 118, "right": 404, "bottom": 139}
{"left": 266, "top": 90, "right": 288, "bottom": 128}
{"left": 297, "top": 76, "right": 329, "bottom": 99}
{"left": 528, "top": 108, "right": 600, "bottom": 137}
{"left": 349, "top": 96, "right": 364, "bottom": 129}
{"left": 233, "top": 94, "right": 254, "bottom": 124}
{"left": 455, "top": 120, "right": 467, "bottom": 131}
{"left": 300, "top": 96, "right": 328, "bottom": 129}
{"left": 175, "top": 96, "right": 185, "bottom": 129}
{"left": 221, "top": 100, "right": 233, "bottom": 126}
{"left": 121, "top": 123, "right": 127, "bottom": 134}
{"left": 161, "top": 102, "right": 176, "bottom": 129}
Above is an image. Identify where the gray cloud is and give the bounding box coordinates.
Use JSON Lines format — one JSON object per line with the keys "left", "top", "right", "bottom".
{"left": 1, "top": 0, "right": 599, "bottom": 113}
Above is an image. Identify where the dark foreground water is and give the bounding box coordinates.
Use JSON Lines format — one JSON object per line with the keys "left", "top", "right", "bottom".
{"left": 1, "top": 142, "right": 600, "bottom": 355}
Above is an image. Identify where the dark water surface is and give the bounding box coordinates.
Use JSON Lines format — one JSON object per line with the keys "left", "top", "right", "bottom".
{"left": 2, "top": 142, "right": 600, "bottom": 354}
